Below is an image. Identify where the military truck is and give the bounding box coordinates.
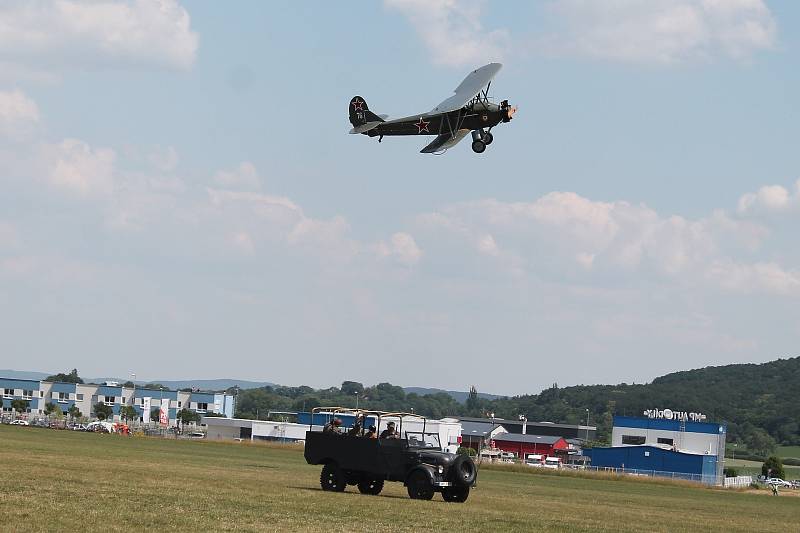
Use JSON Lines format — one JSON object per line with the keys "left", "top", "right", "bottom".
{"left": 303, "top": 408, "right": 477, "bottom": 502}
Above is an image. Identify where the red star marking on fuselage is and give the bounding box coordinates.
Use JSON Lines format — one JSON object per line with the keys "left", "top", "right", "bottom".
{"left": 352, "top": 98, "right": 364, "bottom": 111}
{"left": 414, "top": 116, "right": 430, "bottom": 133}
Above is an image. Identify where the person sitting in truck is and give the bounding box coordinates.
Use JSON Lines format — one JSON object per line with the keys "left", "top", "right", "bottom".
{"left": 348, "top": 414, "right": 366, "bottom": 436}
{"left": 380, "top": 421, "right": 399, "bottom": 439}
{"left": 365, "top": 425, "right": 377, "bottom": 439}
{"left": 323, "top": 418, "right": 342, "bottom": 434}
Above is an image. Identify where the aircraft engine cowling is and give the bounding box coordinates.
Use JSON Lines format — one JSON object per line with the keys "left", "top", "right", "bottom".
{"left": 501, "top": 100, "right": 516, "bottom": 123}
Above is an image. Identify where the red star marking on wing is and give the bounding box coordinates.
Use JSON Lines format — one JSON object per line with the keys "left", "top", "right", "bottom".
{"left": 414, "top": 116, "right": 430, "bottom": 133}
{"left": 352, "top": 98, "right": 364, "bottom": 111}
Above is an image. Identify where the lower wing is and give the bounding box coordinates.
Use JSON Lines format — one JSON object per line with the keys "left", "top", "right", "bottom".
{"left": 420, "top": 129, "right": 471, "bottom": 154}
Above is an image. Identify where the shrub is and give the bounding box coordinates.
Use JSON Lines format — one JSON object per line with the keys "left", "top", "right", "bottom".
{"left": 457, "top": 447, "right": 477, "bottom": 457}
{"left": 762, "top": 456, "right": 785, "bottom": 479}
{"left": 723, "top": 467, "right": 738, "bottom": 478}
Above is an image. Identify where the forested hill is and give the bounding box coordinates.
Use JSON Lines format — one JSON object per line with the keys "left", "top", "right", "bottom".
{"left": 229, "top": 357, "right": 799, "bottom": 450}
{"left": 486, "top": 357, "right": 800, "bottom": 449}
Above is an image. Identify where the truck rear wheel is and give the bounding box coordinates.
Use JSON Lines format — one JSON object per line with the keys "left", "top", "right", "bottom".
{"left": 442, "top": 486, "right": 470, "bottom": 503}
{"left": 357, "top": 477, "right": 384, "bottom": 495}
{"left": 320, "top": 463, "right": 346, "bottom": 492}
{"left": 406, "top": 470, "right": 435, "bottom": 500}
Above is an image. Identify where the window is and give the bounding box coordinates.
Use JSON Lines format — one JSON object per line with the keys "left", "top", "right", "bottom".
{"left": 40, "top": 391, "right": 44, "bottom": 398}
{"left": 57, "top": 392, "right": 68, "bottom": 403}
{"left": 3, "top": 388, "right": 13, "bottom": 399}
{"left": 22, "top": 390, "right": 33, "bottom": 400}
{"left": 76, "top": 394, "right": 83, "bottom": 401}
{"left": 196, "top": 402, "right": 208, "bottom": 412}
{"left": 177, "top": 401, "right": 182, "bottom": 408}
{"left": 657, "top": 438, "right": 674, "bottom": 446}
{"left": 104, "top": 396, "right": 115, "bottom": 406}
{"left": 621, "top": 435, "right": 646, "bottom": 445}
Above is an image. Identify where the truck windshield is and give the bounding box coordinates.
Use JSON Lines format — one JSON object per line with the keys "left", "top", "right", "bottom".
{"left": 405, "top": 432, "right": 441, "bottom": 449}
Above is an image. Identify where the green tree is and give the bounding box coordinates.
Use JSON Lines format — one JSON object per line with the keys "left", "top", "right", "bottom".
{"left": 67, "top": 405, "right": 82, "bottom": 420}
{"left": 466, "top": 385, "right": 480, "bottom": 415}
{"left": 177, "top": 408, "right": 200, "bottom": 427}
{"left": 44, "top": 368, "right": 84, "bottom": 384}
{"left": 93, "top": 402, "right": 113, "bottom": 420}
{"left": 44, "top": 402, "right": 59, "bottom": 416}
{"left": 119, "top": 405, "right": 138, "bottom": 423}
{"left": 10, "top": 399, "right": 29, "bottom": 414}
{"left": 745, "top": 427, "right": 777, "bottom": 456}
{"left": 150, "top": 407, "right": 161, "bottom": 422}
{"left": 762, "top": 456, "right": 785, "bottom": 479}
{"left": 341, "top": 381, "right": 364, "bottom": 396}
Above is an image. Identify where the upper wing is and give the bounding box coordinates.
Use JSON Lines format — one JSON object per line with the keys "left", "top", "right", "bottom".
{"left": 420, "top": 129, "right": 470, "bottom": 154}
{"left": 430, "top": 63, "right": 502, "bottom": 114}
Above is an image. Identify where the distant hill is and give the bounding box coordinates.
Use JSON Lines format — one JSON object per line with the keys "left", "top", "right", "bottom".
{"left": 486, "top": 356, "right": 800, "bottom": 448}
{"left": 403, "top": 386, "right": 502, "bottom": 403}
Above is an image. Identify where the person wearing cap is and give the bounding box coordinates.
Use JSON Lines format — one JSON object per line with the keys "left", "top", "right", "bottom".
{"left": 365, "top": 425, "right": 377, "bottom": 439}
{"left": 380, "top": 421, "right": 399, "bottom": 439}
{"left": 323, "top": 418, "right": 343, "bottom": 434}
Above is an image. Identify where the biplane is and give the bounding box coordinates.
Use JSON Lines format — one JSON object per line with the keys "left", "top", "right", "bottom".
{"left": 348, "top": 63, "right": 516, "bottom": 154}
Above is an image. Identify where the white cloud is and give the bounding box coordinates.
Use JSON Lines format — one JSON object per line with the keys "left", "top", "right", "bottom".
{"left": 414, "top": 189, "right": 790, "bottom": 294}
{"left": 541, "top": 0, "right": 776, "bottom": 64}
{"left": 377, "top": 232, "right": 423, "bottom": 266}
{"left": 46, "top": 138, "right": 116, "bottom": 196}
{"left": 708, "top": 261, "right": 800, "bottom": 295}
{"left": 737, "top": 181, "right": 800, "bottom": 215}
{"left": 0, "top": 0, "right": 198, "bottom": 73}
{"left": 385, "top": 0, "right": 508, "bottom": 66}
{"left": 213, "top": 161, "right": 262, "bottom": 191}
{"left": 0, "top": 89, "right": 39, "bottom": 139}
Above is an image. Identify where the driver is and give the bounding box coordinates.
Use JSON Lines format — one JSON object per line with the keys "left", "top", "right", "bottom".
{"left": 379, "top": 421, "right": 399, "bottom": 439}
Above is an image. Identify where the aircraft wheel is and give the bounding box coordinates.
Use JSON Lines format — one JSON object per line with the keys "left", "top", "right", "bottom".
{"left": 471, "top": 140, "right": 486, "bottom": 154}
{"left": 483, "top": 132, "right": 493, "bottom": 145}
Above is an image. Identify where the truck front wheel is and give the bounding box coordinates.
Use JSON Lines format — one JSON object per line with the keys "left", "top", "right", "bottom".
{"left": 442, "top": 486, "right": 470, "bottom": 503}
{"left": 320, "top": 463, "right": 346, "bottom": 492}
{"left": 406, "top": 470, "right": 435, "bottom": 500}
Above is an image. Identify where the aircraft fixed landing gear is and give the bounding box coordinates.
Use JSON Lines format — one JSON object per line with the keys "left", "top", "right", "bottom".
{"left": 471, "top": 129, "right": 488, "bottom": 153}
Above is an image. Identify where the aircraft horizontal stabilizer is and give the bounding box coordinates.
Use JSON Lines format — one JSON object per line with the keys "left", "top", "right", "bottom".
{"left": 349, "top": 121, "right": 383, "bottom": 134}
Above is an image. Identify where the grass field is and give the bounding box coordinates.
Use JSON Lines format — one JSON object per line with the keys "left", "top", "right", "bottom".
{"left": 777, "top": 445, "right": 800, "bottom": 460}
{"left": 725, "top": 458, "right": 800, "bottom": 477}
{"left": 1, "top": 426, "right": 798, "bottom": 532}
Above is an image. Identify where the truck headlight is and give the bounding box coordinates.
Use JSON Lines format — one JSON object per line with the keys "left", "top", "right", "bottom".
{"left": 438, "top": 466, "right": 443, "bottom": 474}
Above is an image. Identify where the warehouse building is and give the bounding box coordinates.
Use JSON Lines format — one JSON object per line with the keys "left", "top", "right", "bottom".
{"left": 1, "top": 376, "right": 235, "bottom": 425}
{"left": 584, "top": 415, "right": 726, "bottom": 485}
{"left": 457, "top": 416, "right": 596, "bottom": 441}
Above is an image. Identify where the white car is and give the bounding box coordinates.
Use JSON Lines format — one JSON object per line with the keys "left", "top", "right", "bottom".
{"left": 766, "top": 478, "right": 793, "bottom": 488}
{"left": 10, "top": 420, "right": 29, "bottom": 426}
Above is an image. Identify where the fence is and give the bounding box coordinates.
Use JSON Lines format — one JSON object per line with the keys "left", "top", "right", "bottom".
{"left": 723, "top": 475, "right": 754, "bottom": 488}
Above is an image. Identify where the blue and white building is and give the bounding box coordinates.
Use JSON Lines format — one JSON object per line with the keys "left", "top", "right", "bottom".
{"left": 584, "top": 414, "right": 727, "bottom": 485}
{"left": 1, "top": 377, "right": 235, "bottom": 425}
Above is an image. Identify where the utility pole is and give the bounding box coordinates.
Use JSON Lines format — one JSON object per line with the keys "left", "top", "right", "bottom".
{"left": 585, "top": 409, "right": 590, "bottom": 443}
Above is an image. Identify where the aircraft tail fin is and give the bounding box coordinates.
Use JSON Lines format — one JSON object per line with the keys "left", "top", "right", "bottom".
{"left": 349, "top": 96, "right": 384, "bottom": 127}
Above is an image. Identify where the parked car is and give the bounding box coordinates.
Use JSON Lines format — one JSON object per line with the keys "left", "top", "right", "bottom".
{"left": 9, "top": 420, "right": 29, "bottom": 426}
{"left": 70, "top": 424, "right": 88, "bottom": 431}
{"left": 766, "top": 478, "right": 793, "bottom": 488}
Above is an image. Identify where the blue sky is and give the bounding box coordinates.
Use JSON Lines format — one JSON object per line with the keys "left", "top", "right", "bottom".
{"left": 1, "top": 1, "right": 798, "bottom": 395}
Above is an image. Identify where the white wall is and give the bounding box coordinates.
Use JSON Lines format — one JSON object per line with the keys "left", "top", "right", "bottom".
{"left": 611, "top": 426, "right": 721, "bottom": 455}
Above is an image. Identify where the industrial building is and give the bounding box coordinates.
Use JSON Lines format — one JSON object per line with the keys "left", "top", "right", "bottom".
{"left": 584, "top": 415, "right": 727, "bottom": 484}
{"left": 1, "top": 377, "right": 235, "bottom": 425}
{"left": 202, "top": 412, "right": 463, "bottom": 452}
{"left": 457, "top": 416, "right": 596, "bottom": 441}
